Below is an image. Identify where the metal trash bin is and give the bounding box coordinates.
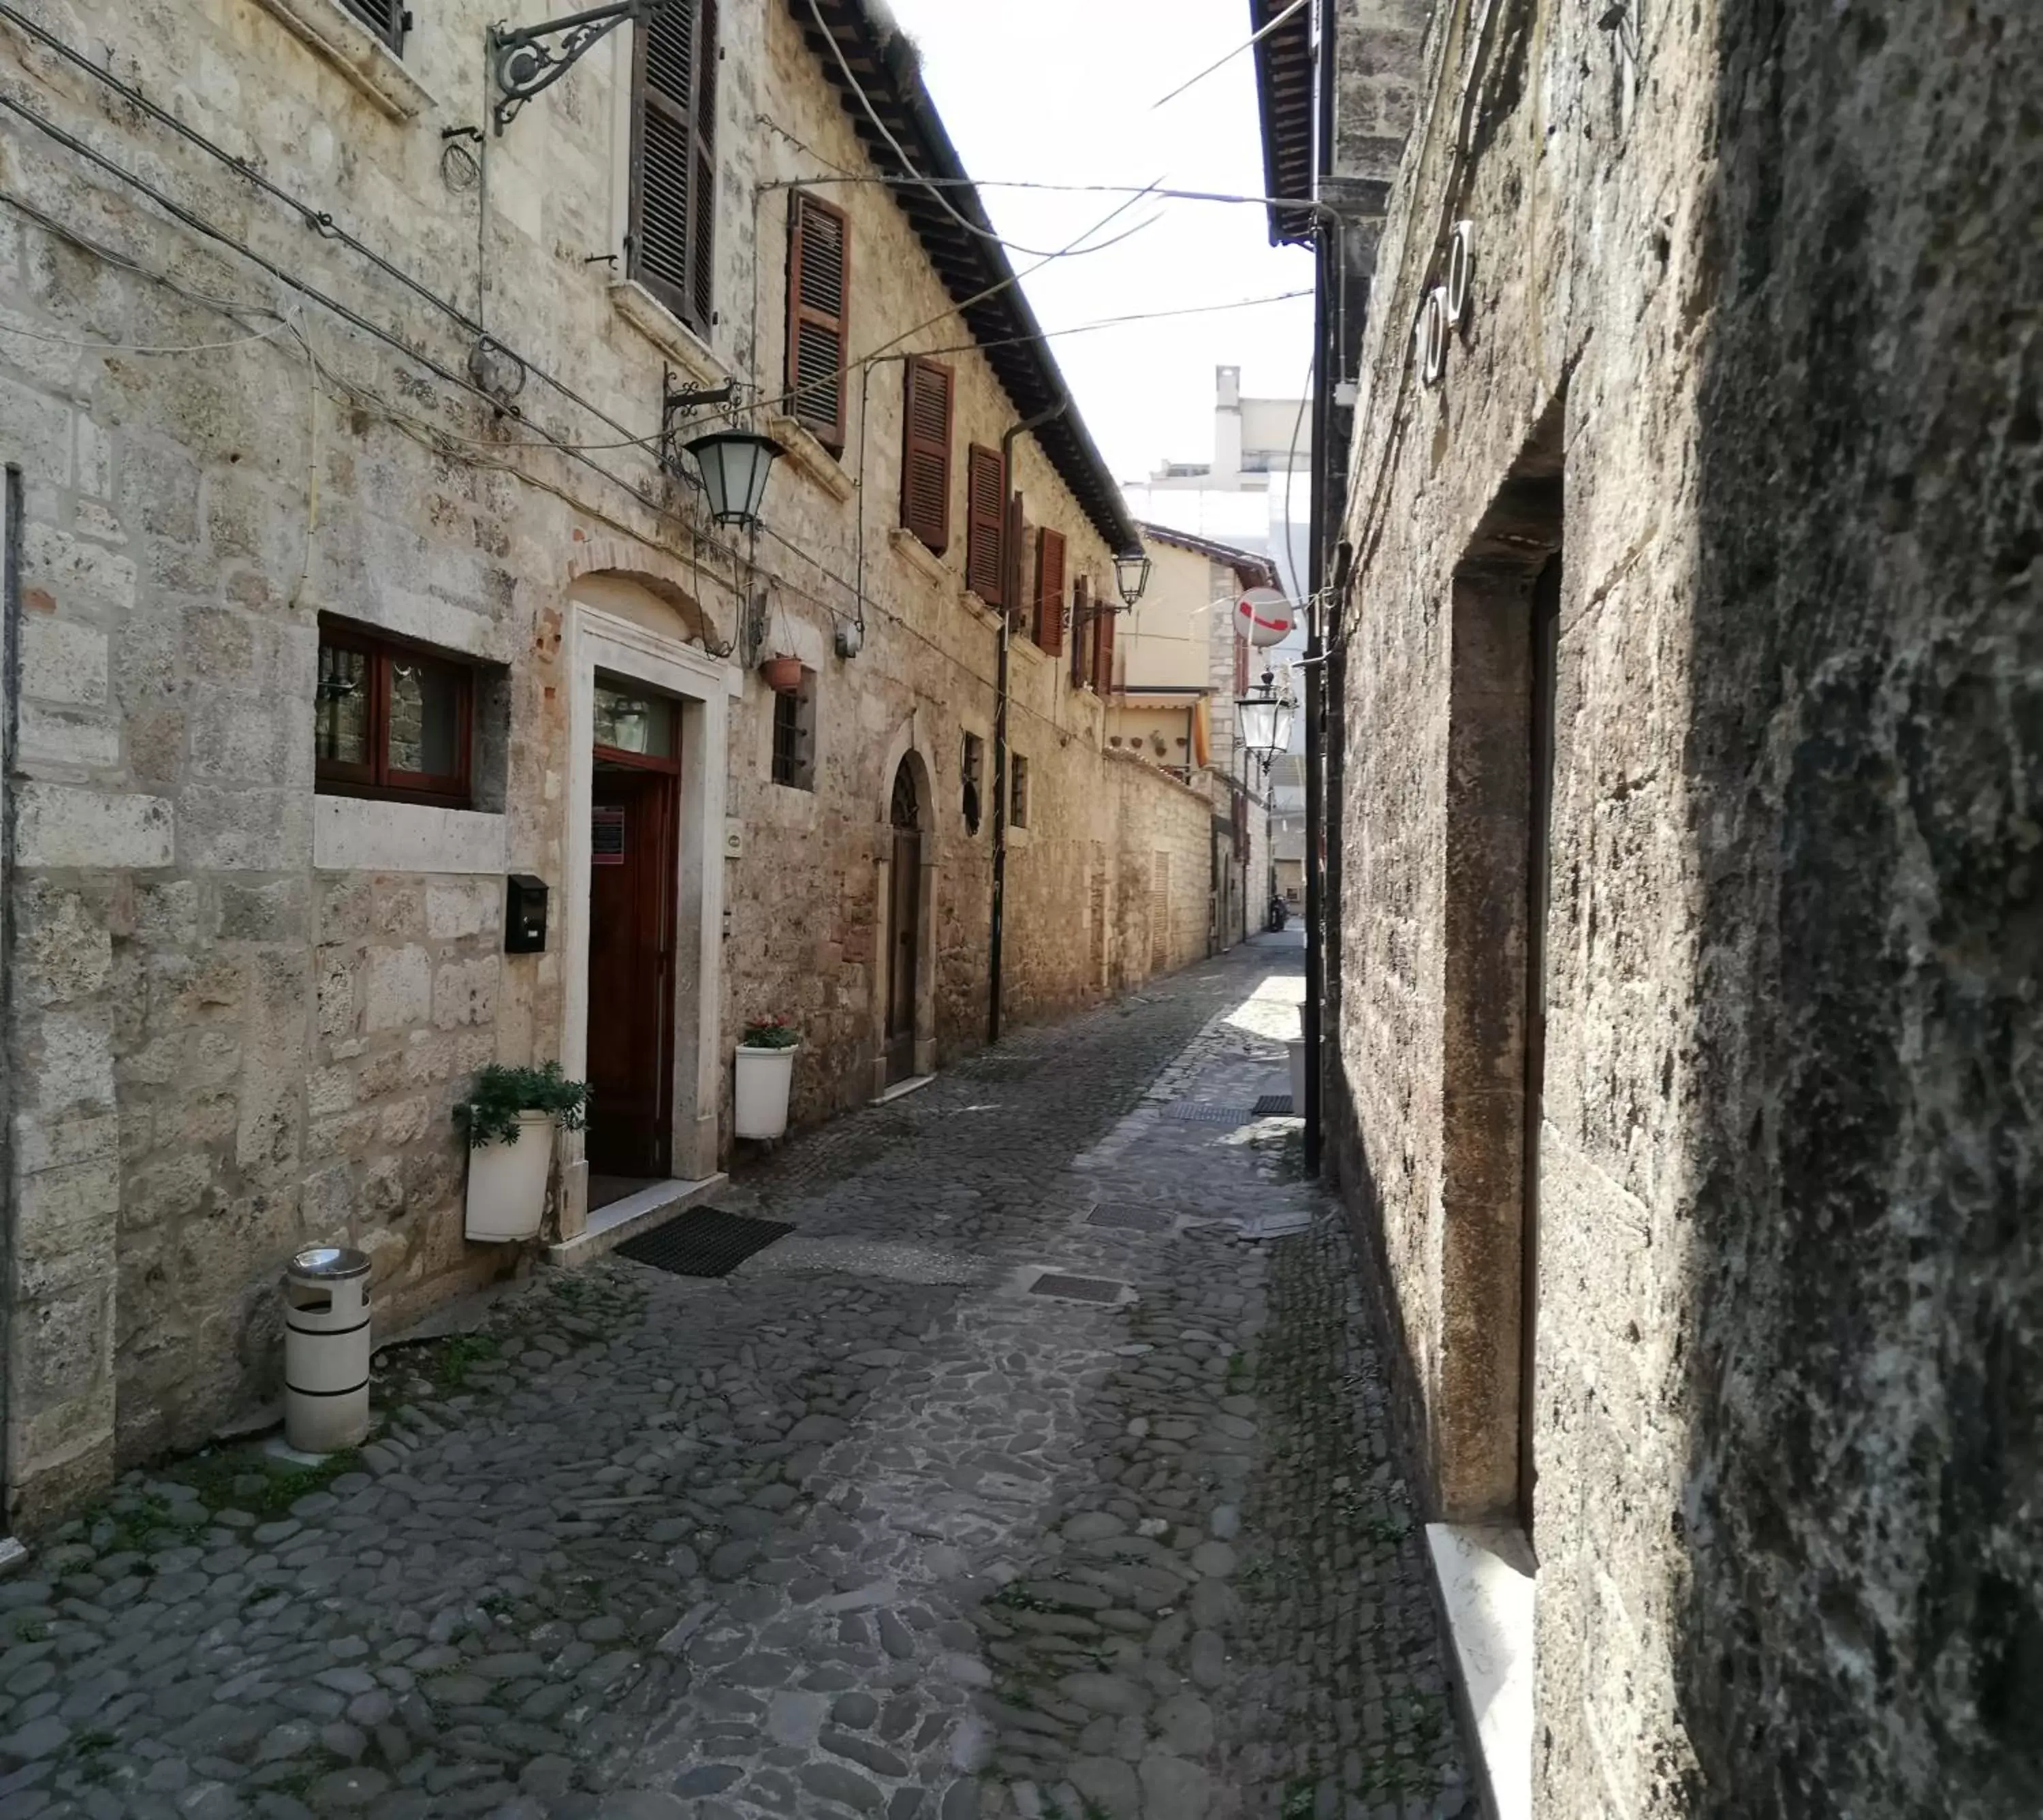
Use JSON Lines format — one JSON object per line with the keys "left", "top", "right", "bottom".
{"left": 283, "top": 1246, "right": 372, "bottom": 1454}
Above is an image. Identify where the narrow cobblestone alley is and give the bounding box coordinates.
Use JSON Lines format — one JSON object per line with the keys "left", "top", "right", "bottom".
{"left": 0, "top": 939, "right": 1468, "bottom": 1820}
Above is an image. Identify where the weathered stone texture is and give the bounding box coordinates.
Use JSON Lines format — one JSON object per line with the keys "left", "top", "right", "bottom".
{"left": 1333, "top": 0, "right": 2039, "bottom": 1815}
{"left": 0, "top": 0, "right": 1238, "bottom": 1520}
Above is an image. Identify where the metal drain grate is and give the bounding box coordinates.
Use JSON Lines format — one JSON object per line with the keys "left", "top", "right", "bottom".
{"left": 614, "top": 1208, "right": 793, "bottom": 1278}
{"left": 1028, "top": 1272, "right": 1128, "bottom": 1304}
{"left": 1160, "top": 1102, "right": 1254, "bottom": 1125}
{"left": 1253, "top": 1094, "right": 1295, "bottom": 1116}
{"left": 1087, "top": 1204, "right": 1173, "bottom": 1233}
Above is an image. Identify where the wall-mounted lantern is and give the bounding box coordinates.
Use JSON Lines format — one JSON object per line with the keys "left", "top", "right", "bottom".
{"left": 1114, "top": 548, "right": 1154, "bottom": 610}
{"left": 686, "top": 429, "right": 785, "bottom": 531}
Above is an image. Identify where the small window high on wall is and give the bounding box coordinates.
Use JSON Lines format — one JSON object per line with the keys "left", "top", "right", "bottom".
{"left": 315, "top": 619, "right": 476, "bottom": 808}
{"left": 339, "top": 0, "right": 408, "bottom": 52}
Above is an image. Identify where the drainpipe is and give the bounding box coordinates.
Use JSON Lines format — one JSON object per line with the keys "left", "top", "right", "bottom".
{"left": 988, "top": 402, "right": 1066, "bottom": 1045}
{"left": 1, "top": 466, "right": 21, "bottom": 1524}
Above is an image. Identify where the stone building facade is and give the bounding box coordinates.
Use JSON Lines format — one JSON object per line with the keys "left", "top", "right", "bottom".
{"left": 1267, "top": 0, "right": 2040, "bottom": 1815}
{"left": 1107, "top": 522, "right": 1280, "bottom": 952}
{"left": 0, "top": 0, "right": 1221, "bottom": 1525}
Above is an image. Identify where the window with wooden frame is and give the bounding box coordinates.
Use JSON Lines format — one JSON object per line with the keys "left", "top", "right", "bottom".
{"left": 1010, "top": 753, "right": 1030, "bottom": 829}
{"left": 966, "top": 445, "right": 1005, "bottom": 606}
{"left": 1071, "top": 576, "right": 1093, "bottom": 688}
{"left": 787, "top": 193, "right": 850, "bottom": 453}
{"left": 629, "top": 0, "right": 717, "bottom": 336}
{"left": 315, "top": 619, "right": 474, "bottom": 807}
{"left": 338, "top": 0, "right": 409, "bottom": 52}
{"left": 1032, "top": 527, "right": 1066, "bottom": 655}
{"left": 900, "top": 357, "right": 953, "bottom": 554}
{"left": 1007, "top": 500, "right": 1032, "bottom": 637}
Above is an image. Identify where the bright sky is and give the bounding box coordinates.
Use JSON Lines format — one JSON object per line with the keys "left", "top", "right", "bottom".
{"left": 882, "top": 0, "right": 1315, "bottom": 484}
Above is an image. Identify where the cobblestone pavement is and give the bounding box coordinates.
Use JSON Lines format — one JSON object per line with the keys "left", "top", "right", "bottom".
{"left": 0, "top": 937, "right": 1470, "bottom": 1820}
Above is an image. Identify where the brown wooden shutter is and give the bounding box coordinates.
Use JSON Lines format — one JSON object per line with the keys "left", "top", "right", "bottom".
{"left": 1034, "top": 529, "right": 1066, "bottom": 655}
{"left": 966, "top": 445, "right": 1004, "bottom": 605}
{"left": 1094, "top": 599, "right": 1116, "bottom": 693}
{"left": 1071, "top": 577, "right": 1090, "bottom": 685}
{"left": 787, "top": 193, "right": 850, "bottom": 452}
{"left": 631, "top": 0, "right": 716, "bottom": 334}
{"left": 900, "top": 357, "right": 953, "bottom": 553}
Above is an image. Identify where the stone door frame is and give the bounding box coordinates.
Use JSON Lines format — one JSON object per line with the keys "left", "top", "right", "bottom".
{"left": 558, "top": 595, "right": 738, "bottom": 1238}
{"left": 869, "top": 721, "right": 938, "bottom": 1098}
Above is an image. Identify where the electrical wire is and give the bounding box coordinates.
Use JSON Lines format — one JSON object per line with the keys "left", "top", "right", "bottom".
{"left": 802, "top": 0, "right": 1153, "bottom": 265}
{"left": 0, "top": 1, "right": 648, "bottom": 455}
{"left": 738, "top": 178, "right": 1165, "bottom": 430}
{"left": 1151, "top": 0, "right": 1310, "bottom": 112}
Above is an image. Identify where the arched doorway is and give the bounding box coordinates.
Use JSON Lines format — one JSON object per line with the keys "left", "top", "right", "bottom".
{"left": 885, "top": 758, "right": 923, "bottom": 1086}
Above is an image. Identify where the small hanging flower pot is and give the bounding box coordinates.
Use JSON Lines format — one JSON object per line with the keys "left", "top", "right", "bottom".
{"left": 760, "top": 655, "right": 804, "bottom": 694}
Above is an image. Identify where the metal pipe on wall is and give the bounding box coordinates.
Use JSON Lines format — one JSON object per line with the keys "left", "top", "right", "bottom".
{"left": 988, "top": 402, "right": 1066, "bottom": 1045}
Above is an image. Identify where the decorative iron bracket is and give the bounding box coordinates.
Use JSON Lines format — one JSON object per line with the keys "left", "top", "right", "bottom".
{"left": 488, "top": 0, "right": 677, "bottom": 134}
{"left": 657, "top": 366, "right": 737, "bottom": 477}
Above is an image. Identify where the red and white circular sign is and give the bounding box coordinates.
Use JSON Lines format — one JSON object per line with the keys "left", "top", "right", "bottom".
{"left": 1235, "top": 586, "right": 1294, "bottom": 648}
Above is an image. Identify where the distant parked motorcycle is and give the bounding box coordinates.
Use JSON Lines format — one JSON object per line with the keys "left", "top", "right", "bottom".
{"left": 1267, "top": 897, "right": 1288, "bottom": 932}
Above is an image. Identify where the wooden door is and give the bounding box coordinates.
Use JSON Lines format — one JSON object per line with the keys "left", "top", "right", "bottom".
{"left": 885, "top": 760, "right": 921, "bottom": 1086}
{"left": 1520, "top": 552, "right": 1562, "bottom": 1536}
{"left": 586, "top": 767, "right": 678, "bottom": 1177}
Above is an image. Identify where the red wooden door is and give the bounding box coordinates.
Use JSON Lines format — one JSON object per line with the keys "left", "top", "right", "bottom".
{"left": 586, "top": 766, "right": 678, "bottom": 1177}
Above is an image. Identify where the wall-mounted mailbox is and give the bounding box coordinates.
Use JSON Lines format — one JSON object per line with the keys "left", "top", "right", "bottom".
{"left": 505, "top": 875, "right": 548, "bottom": 954}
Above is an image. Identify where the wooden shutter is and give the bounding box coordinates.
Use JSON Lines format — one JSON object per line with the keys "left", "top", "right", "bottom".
{"left": 631, "top": 0, "right": 716, "bottom": 334}
{"left": 340, "top": 0, "right": 407, "bottom": 51}
{"left": 1034, "top": 529, "right": 1066, "bottom": 655}
{"left": 1071, "top": 578, "right": 1090, "bottom": 685}
{"left": 966, "top": 445, "right": 1004, "bottom": 605}
{"left": 787, "top": 193, "right": 850, "bottom": 452}
{"left": 900, "top": 358, "right": 953, "bottom": 553}
{"left": 1093, "top": 599, "right": 1116, "bottom": 694}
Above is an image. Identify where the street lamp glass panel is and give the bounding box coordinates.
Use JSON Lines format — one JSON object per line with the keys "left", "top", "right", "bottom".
{"left": 1272, "top": 697, "right": 1297, "bottom": 753}
{"left": 1114, "top": 550, "right": 1153, "bottom": 608}
{"left": 686, "top": 430, "right": 785, "bottom": 527}
{"left": 1237, "top": 693, "right": 1283, "bottom": 755}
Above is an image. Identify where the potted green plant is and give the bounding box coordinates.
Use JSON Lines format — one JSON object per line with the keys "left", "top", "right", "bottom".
{"left": 735, "top": 1016, "right": 799, "bottom": 1140}
{"left": 454, "top": 1062, "right": 591, "bottom": 1242}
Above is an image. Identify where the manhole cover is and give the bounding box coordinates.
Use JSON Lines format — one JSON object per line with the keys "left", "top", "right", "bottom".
{"left": 1253, "top": 1094, "right": 1295, "bottom": 1116}
{"left": 1028, "top": 1273, "right": 1128, "bottom": 1304}
{"left": 1160, "top": 1103, "right": 1254, "bottom": 1125}
{"left": 1087, "top": 1205, "right": 1173, "bottom": 1233}
{"left": 615, "top": 1208, "right": 793, "bottom": 1278}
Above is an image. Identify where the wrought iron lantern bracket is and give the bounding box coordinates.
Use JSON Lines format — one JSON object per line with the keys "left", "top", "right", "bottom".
{"left": 488, "top": 0, "right": 678, "bottom": 134}
{"left": 658, "top": 367, "right": 737, "bottom": 479}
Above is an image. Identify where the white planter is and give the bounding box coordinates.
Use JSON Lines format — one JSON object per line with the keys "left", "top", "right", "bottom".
{"left": 1286, "top": 1037, "right": 1308, "bottom": 1112}
{"left": 464, "top": 1110, "right": 555, "bottom": 1242}
{"left": 735, "top": 1044, "right": 798, "bottom": 1140}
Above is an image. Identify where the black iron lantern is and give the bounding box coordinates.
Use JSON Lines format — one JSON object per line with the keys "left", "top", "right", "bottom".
{"left": 1113, "top": 548, "right": 1154, "bottom": 610}
{"left": 686, "top": 430, "right": 785, "bottom": 529}
{"left": 1236, "top": 668, "right": 1295, "bottom": 757}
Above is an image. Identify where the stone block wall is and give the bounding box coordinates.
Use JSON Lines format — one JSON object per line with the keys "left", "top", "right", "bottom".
{"left": 1331, "top": 0, "right": 2040, "bottom": 1813}
{"left": 0, "top": 0, "right": 1218, "bottom": 1523}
